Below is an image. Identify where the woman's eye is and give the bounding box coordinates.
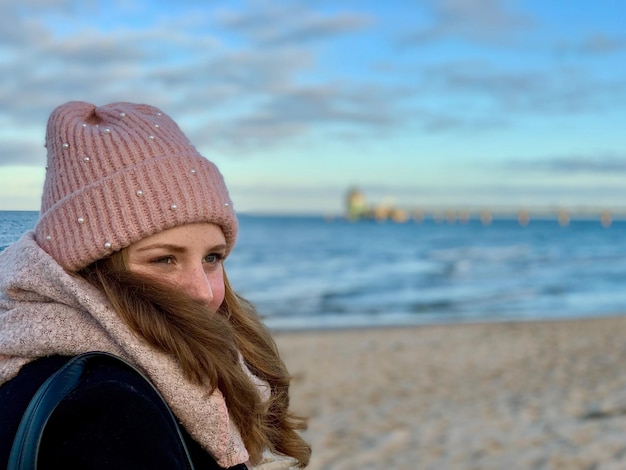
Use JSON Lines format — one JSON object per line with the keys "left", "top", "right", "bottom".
{"left": 203, "top": 253, "right": 223, "bottom": 264}
{"left": 151, "top": 255, "right": 174, "bottom": 264}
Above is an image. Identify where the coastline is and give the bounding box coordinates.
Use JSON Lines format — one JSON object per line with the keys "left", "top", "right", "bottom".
{"left": 275, "top": 315, "right": 626, "bottom": 469}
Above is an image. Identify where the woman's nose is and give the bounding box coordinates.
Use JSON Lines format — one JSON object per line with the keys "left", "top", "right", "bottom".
{"left": 181, "top": 265, "right": 214, "bottom": 304}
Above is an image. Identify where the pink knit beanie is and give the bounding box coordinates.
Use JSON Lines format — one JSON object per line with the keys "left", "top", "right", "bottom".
{"left": 34, "top": 101, "right": 237, "bottom": 272}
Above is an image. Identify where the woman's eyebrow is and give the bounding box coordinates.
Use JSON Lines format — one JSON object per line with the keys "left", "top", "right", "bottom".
{"left": 134, "top": 243, "right": 186, "bottom": 253}
{"left": 134, "top": 243, "right": 228, "bottom": 253}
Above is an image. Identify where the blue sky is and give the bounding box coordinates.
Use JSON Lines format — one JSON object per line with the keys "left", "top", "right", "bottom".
{"left": 1, "top": 0, "right": 626, "bottom": 215}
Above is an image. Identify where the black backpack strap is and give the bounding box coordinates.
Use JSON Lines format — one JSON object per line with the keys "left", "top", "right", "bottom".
{"left": 8, "top": 351, "right": 195, "bottom": 470}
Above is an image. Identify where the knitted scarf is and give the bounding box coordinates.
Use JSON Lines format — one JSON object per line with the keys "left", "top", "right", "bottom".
{"left": 0, "top": 231, "right": 266, "bottom": 468}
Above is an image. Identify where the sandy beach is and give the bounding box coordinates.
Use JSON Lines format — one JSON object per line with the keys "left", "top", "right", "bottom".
{"left": 274, "top": 316, "right": 626, "bottom": 470}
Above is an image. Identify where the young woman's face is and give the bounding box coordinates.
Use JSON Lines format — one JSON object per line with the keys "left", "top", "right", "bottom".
{"left": 126, "top": 222, "right": 227, "bottom": 313}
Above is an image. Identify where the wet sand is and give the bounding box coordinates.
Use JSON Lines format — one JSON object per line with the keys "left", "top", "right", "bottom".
{"left": 275, "top": 316, "right": 626, "bottom": 470}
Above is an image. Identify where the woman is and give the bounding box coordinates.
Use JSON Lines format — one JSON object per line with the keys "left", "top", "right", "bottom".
{"left": 0, "top": 101, "right": 311, "bottom": 469}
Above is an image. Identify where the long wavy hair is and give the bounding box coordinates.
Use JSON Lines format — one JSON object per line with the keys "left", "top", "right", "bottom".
{"left": 78, "top": 249, "right": 310, "bottom": 467}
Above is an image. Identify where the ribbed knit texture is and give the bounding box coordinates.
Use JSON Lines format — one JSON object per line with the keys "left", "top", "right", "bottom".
{"left": 34, "top": 101, "right": 237, "bottom": 271}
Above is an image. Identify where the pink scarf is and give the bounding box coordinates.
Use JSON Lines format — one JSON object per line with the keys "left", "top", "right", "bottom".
{"left": 0, "top": 231, "right": 268, "bottom": 468}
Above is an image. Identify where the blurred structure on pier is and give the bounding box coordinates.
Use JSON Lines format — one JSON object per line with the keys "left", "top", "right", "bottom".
{"left": 345, "top": 187, "right": 625, "bottom": 227}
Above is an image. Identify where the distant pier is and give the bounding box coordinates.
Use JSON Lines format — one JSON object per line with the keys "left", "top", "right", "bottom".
{"left": 344, "top": 188, "right": 624, "bottom": 227}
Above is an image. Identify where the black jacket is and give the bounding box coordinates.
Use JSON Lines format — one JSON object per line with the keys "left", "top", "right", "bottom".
{"left": 0, "top": 355, "right": 247, "bottom": 470}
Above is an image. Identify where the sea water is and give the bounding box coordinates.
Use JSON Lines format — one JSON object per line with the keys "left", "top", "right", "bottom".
{"left": 2, "top": 210, "right": 626, "bottom": 330}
